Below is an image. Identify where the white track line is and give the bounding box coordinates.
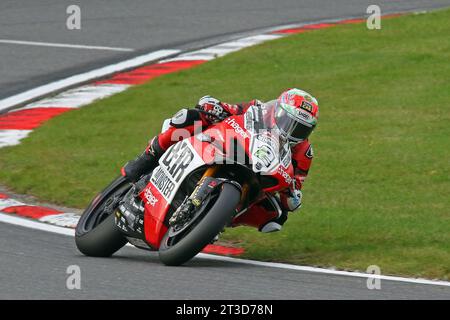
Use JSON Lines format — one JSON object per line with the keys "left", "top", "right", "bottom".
{"left": 21, "top": 84, "right": 131, "bottom": 110}
{"left": 0, "top": 212, "right": 74, "bottom": 236}
{"left": 1, "top": 212, "right": 449, "bottom": 288}
{"left": 39, "top": 213, "right": 80, "bottom": 228}
{"left": 0, "top": 198, "right": 26, "bottom": 210}
{"left": 0, "top": 49, "right": 180, "bottom": 113}
{"left": 196, "top": 254, "right": 450, "bottom": 288}
{"left": 0, "top": 130, "right": 32, "bottom": 148}
{"left": 162, "top": 34, "right": 284, "bottom": 63}
{"left": 0, "top": 39, "right": 134, "bottom": 52}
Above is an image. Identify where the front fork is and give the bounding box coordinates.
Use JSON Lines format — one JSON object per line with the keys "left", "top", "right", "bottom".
{"left": 192, "top": 165, "right": 244, "bottom": 207}
{"left": 169, "top": 165, "right": 244, "bottom": 226}
{"left": 203, "top": 165, "right": 248, "bottom": 202}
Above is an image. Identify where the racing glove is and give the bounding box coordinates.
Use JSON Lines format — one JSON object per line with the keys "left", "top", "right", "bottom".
{"left": 196, "top": 95, "right": 231, "bottom": 122}
{"left": 196, "top": 96, "right": 265, "bottom": 123}
{"left": 279, "top": 181, "right": 303, "bottom": 212}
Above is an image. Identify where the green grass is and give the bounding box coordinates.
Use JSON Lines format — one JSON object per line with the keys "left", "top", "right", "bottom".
{"left": 1, "top": 10, "right": 449, "bottom": 279}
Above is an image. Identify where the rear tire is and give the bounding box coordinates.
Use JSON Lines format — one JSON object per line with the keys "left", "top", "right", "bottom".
{"left": 75, "top": 176, "right": 129, "bottom": 257}
{"left": 158, "top": 183, "right": 241, "bottom": 266}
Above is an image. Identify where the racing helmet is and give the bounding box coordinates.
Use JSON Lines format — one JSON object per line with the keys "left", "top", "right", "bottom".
{"left": 274, "top": 88, "right": 319, "bottom": 143}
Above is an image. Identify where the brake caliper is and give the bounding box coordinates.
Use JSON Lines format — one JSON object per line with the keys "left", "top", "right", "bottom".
{"left": 168, "top": 176, "right": 223, "bottom": 227}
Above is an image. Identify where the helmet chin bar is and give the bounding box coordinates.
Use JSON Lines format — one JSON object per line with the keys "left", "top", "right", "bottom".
{"left": 278, "top": 130, "right": 302, "bottom": 147}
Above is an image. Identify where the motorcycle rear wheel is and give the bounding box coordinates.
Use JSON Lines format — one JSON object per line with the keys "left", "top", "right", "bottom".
{"left": 75, "top": 176, "right": 130, "bottom": 257}
{"left": 158, "top": 182, "right": 241, "bottom": 266}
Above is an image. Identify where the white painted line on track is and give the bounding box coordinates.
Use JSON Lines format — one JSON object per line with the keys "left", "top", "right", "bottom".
{"left": 0, "top": 49, "right": 180, "bottom": 113}
{"left": 1, "top": 212, "right": 449, "bottom": 288}
{"left": 0, "top": 212, "right": 74, "bottom": 236}
{"left": 39, "top": 212, "right": 80, "bottom": 228}
{"left": 196, "top": 254, "right": 450, "bottom": 288}
{"left": 0, "top": 39, "right": 134, "bottom": 52}
{"left": 161, "top": 34, "right": 284, "bottom": 63}
{"left": 0, "top": 198, "right": 25, "bottom": 210}
{"left": 162, "top": 54, "right": 215, "bottom": 62}
{"left": 21, "top": 84, "right": 131, "bottom": 110}
{"left": 0, "top": 130, "right": 32, "bottom": 148}
{"left": 236, "top": 34, "right": 284, "bottom": 43}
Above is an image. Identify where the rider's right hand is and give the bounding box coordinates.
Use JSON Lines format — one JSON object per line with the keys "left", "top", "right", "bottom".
{"left": 196, "top": 95, "right": 230, "bottom": 122}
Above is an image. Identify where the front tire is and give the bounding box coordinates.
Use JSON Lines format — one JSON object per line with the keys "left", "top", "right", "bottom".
{"left": 75, "top": 176, "right": 130, "bottom": 257}
{"left": 158, "top": 183, "right": 241, "bottom": 266}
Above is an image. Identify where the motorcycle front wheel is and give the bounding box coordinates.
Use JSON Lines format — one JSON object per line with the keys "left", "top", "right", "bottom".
{"left": 158, "top": 182, "right": 241, "bottom": 266}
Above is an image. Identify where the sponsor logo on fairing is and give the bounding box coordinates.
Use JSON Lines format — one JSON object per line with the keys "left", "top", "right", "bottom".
{"left": 256, "top": 132, "right": 279, "bottom": 147}
{"left": 225, "top": 118, "right": 249, "bottom": 139}
{"left": 144, "top": 188, "right": 158, "bottom": 206}
{"left": 161, "top": 141, "right": 194, "bottom": 183}
{"left": 153, "top": 141, "right": 206, "bottom": 202}
{"left": 255, "top": 145, "right": 275, "bottom": 167}
{"left": 277, "top": 166, "right": 293, "bottom": 184}
{"left": 151, "top": 167, "right": 175, "bottom": 198}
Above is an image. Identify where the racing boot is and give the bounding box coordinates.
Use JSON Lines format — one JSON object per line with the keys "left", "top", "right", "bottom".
{"left": 259, "top": 210, "right": 288, "bottom": 233}
{"left": 121, "top": 136, "right": 164, "bottom": 183}
{"left": 259, "top": 189, "right": 301, "bottom": 233}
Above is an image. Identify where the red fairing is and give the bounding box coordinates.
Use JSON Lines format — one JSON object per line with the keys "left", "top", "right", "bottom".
{"left": 158, "top": 122, "right": 206, "bottom": 151}
{"left": 140, "top": 183, "right": 169, "bottom": 249}
{"left": 190, "top": 115, "right": 252, "bottom": 164}
{"left": 229, "top": 159, "right": 294, "bottom": 229}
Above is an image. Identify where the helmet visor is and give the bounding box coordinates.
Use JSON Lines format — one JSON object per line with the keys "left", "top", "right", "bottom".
{"left": 275, "top": 103, "right": 314, "bottom": 142}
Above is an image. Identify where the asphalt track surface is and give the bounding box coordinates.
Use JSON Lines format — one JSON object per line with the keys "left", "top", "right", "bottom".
{"left": 1, "top": 223, "right": 449, "bottom": 299}
{"left": 1, "top": 0, "right": 450, "bottom": 99}
{"left": 1, "top": 1, "right": 450, "bottom": 300}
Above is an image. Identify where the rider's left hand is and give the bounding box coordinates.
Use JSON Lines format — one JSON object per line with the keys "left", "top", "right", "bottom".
{"left": 288, "top": 188, "right": 302, "bottom": 211}
{"left": 280, "top": 181, "right": 303, "bottom": 212}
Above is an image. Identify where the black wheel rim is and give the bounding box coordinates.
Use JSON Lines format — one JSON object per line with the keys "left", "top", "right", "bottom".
{"left": 80, "top": 182, "right": 131, "bottom": 234}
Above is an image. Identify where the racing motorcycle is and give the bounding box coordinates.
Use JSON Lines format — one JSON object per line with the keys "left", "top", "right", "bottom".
{"left": 75, "top": 102, "right": 294, "bottom": 266}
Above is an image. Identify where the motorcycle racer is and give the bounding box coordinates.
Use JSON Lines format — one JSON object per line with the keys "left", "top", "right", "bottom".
{"left": 121, "top": 88, "right": 319, "bottom": 233}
